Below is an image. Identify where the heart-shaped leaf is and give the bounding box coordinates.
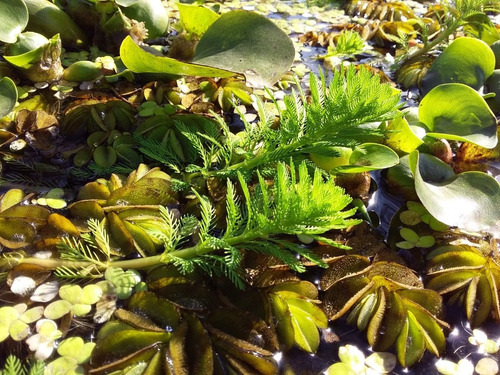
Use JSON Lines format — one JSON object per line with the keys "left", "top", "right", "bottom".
{"left": 193, "top": 10, "right": 295, "bottom": 88}
{"left": 409, "top": 151, "right": 500, "bottom": 234}
{"left": 419, "top": 83, "right": 497, "bottom": 148}
{"left": 0, "top": 0, "right": 28, "bottom": 43}
{"left": 0, "top": 77, "right": 18, "bottom": 118}
{"left": 421, "top": 37, "right": 495, "bottom": 93}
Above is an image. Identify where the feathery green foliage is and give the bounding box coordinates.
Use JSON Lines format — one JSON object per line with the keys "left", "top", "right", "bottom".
{"left": 0, "top": 355, "right": 44, "bottom": 375}
{"left": 161, "top": 161, "right": 360, "bottom": 287}
{"left": 137, "top": 66, "right": 402, "bottom": 178}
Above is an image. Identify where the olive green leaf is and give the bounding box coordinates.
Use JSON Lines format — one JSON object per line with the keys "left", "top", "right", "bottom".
{"left": 269, "top": 281, "right": 328, "bottom": 353}
{"left": 0, "top": 77, "right": 18, "bottom": 118}
{"left": 327, "top": 143, "right": 399, "bottom": 174}
{"left": 426, "top": 244, "right": 500, "bottom": 327}
{"left": 0, "top": 0, "right": 28, "bottom": 43}
{"left": 322, "top": 257, "right": 447, "bottom": 366}
{"left": 421, "top": 37, "right": 495, "bottom": 93}
{"left": 418, "top": 83, "right": 497, "bottom": 148}
{"left": 408, "top": 151, "right": 500, "bottom": 233}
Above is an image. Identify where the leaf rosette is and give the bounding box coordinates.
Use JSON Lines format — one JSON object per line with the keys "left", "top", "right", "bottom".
{"left": 321, "top": 257, "right": 448, "bottom": 367}
{"left": 426, "top": 244, "right": 500, "bottom": 328}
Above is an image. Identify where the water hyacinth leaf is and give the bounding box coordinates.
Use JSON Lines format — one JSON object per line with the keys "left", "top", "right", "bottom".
{"left": 408, "top": 151, "right": 500, "bottom": 234}
{"left": 0, "top": 77, "right": 18, "bottom": 118}
{"left": 193, "top": 10, "right": 295, "bottom": 88}
{"left": 23, "top": 0, "right": 87, "bottom": 47}
{"left": 421, "top": 37, "right": 495, "bottom": 93}
{"left": 120, "top": 36, "right": 235, "bottom": 79}
{"left": 332, "top": 143, "right": 399, "bottom": 173}
{"left": 384, "top": 115, "right": 423, "bottom": 154}
{"left": 177, "top": 3, "right": 219, "bottom": 37}
{"left": 419, "top": 83, "right": 497, "bottom": 148}
{"left": 121, "top": 0, "right": 169, "bottom": 40}
{"left": 0, "top": 0, "right": 28, "bottom": 43}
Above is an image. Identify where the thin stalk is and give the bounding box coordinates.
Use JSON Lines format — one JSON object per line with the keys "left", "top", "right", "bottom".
{"left": 15, "top": 229, "right": 264, "bottom": 272}
{"left": 402, "top": 20, "right": 460, "bottom": 63}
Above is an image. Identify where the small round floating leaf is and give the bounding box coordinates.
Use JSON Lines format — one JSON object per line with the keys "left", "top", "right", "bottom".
{"left": 365, "top": 352, "right": 397, "bottom": 373}
{"left": 419, "top": 84, "right": 497, "bottom": 148}
{"left": 80, "top": 284, "right": 103, "bottom": 305}
{"left": 93, "top": 146, "right": 117, "bottom": 168}
{"left": 422, "top": 37, "right": 495, "bottom": 93}
{"left": 0, "top": 0, "right": 28, "bottom": 43}
{"left": 44, "top": 300, "right": 72, "bottom": 320}
{"left": 0, "top": 77, "right": 18, "bottom": 118}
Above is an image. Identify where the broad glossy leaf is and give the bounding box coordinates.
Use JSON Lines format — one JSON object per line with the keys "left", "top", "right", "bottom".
{"left": 120, "top": 36, "right": 234, "bottom": 79}
{"left": 121, "top": 0, "right": 169, "bottom": 39}
{"left": 419, "top": 84, "right": 497, "bottom": 148}
{"left": 426, "top": 270, "right": 479, "bottom": 294}
{"left": 0, "top": 0, "right": 28, "bottom": 43}
{"left": 422, "top": 37, "right": 495, "bottom": 93}
{"left": 384, "top": 115, "right": 423, "bottom": 154}
{"left": 409, "top": 151, "right": 500, "bottom": 233}
{"left": 193, "top": 10, "right": 295, "bottom": 88}
{"left": 427, "top": 247, "right": 486, "bottom": 274}
{"left": 107, "top": 213, "right": 134, "bottom": 256}
{"left": 271, "top": 281, "right": 319, "bottom": 299}
{"left": 177, "top": 3, "right": 219, "bottom": 37}
{"left": 47, "top": 213, "right": 79, "bottom": 236}
{"left": 0, "top": 77, "right": 18, "bottom": 118}
{"left": 332, "top": 143, "right": 399, "bottom": 173}
{"left": 114, "top": 309, "right": 163, "bottom": 332}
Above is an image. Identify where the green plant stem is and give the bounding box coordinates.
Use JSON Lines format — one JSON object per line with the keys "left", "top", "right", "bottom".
{"left": 15, "top": 230, "right": 263, "bottom": 272}
{"left": 401, "top": 21, "right": 459, "bottom": 63}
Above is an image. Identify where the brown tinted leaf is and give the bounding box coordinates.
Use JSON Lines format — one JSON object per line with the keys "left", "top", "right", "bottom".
{"left": 320, "top": 255, "right": 371, "bottom": 290}
{"left": 323, "top": 277, "right": 373, "bottom": 319}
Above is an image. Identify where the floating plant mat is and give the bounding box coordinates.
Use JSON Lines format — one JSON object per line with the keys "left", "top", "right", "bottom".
{"left": 0, "top": 0, "right": 500, "bottom": 374}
